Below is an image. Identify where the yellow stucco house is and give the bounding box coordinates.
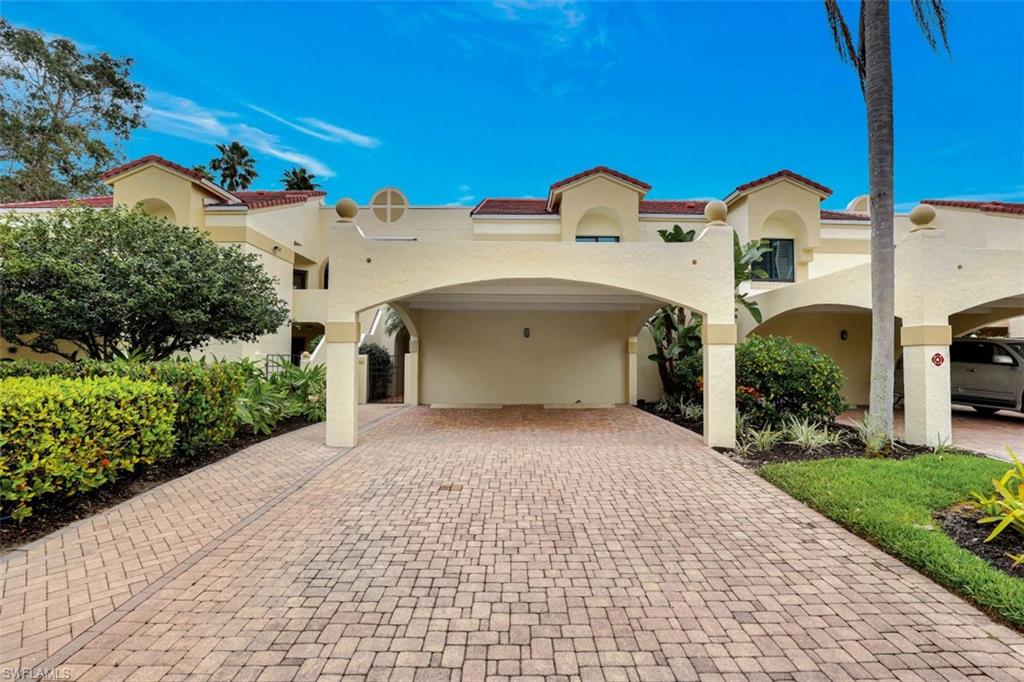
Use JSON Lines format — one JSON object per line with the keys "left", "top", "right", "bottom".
{"left": 2, "top": 155, "right": 1022, "bottom": 450}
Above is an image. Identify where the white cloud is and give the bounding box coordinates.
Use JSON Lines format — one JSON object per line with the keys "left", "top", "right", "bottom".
{"left": 300, "top": 118, "right": 381, "bottom": 149}
{"left": 143, "top": 92, "right": 335, "bottom": 178}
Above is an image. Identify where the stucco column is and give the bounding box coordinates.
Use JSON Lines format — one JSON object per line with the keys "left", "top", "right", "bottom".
{"left": 627, "top": 336, "right": 639, "bottom": 405}
{"left": 902, "top": 324, "right": 952, "bottom": 446}
{"left": 898, "top": 205, "right": 952, "bottom": 447}
{"left": 702, "top": 322, "right": 737, "bottom": 448}
{"left": 325, "top": 319, "right": 360, "bottom": 448}
{"left": 1010, "top": 316, "right": 1024, "bottom": 337}
{"left": 404, "top": 336, "right": 420, "bottom": 406}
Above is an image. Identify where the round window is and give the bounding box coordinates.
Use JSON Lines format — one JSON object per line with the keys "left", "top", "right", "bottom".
{"left": 370, "top": 188, "right": 407, "bottom": 223}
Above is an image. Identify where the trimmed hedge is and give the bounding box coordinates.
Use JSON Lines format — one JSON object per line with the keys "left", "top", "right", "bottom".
{"left": 0, "top": 376, "right": 176, "bottom": 521}
{"left": 0, "top": 359, "right": 244, "bottom": 456}
{"left": 674, "top": 335, "right": 847, "bottom": 427}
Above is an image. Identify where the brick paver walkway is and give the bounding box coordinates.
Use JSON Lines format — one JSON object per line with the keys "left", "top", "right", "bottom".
{"left": 4, "top": 406, "right": 1024, "bottom": 681}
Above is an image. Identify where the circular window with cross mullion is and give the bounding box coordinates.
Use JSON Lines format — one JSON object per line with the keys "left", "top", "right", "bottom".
{"left": 370, "top": 188, "right": 407, "bottom": 223}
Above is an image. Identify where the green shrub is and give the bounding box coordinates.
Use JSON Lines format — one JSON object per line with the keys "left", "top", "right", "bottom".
{"left": 359, "top": 342, "right": 393, "bottom": 401}
{"left": 0, "top": 376, "right": 176, "bottom": 521}
{"left": 672, "top": 336, "right": 846, "bottom": 428}
{"left": 235, "top": 362, "right": 327, "bottom": 435}
{"left": 0, "top": 359, "right": 244, "bottom": 456}
{"left": 737, "top": 336, "right": 846, "bottom": 426}
{"left": 971, "top": 448, "right": 1024, "bottom": 545}
{"left": 270, "top": 363, "right": 326, "bottom": 422}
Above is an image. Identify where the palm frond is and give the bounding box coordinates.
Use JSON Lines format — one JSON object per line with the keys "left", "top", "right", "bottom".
{"left": 910, "top": 0, "right": 951, "bottom": 53}
{"left": 824, "top": 0, "right": 864, "bottom": 84}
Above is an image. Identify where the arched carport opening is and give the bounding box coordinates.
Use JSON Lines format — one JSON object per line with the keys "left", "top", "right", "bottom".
{"left": 379, "top": 278, "right": 677, "bottom": 409}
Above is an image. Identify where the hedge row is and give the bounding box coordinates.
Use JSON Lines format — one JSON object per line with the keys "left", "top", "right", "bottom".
{"left": 0, "top": 376, "right": 176, "bottom": 522}
{"left": 0, "top": 359, "right": 245, "bottom": 456}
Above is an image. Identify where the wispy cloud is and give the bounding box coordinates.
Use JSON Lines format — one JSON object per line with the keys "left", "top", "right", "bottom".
{"left": 144, "top": 92, "right": 336, "bottom": 177}
{"left": 445, "top": 184, "right": 476, "bottom": 207}
{"left": 247, "top": 105, "right": 381, "bottom": 149}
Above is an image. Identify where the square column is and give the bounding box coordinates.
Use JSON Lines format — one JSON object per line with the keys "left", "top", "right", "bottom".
{"left": 358, "top": 355, "right": 368, "bottom": 404}
{"left": 404, "top": 337, "right": 419, "bottom": 406}
{"left": 627, "top": 336, "right": 638, "bottom": 405}
{"left": 325, "top": 320, "right": 360, "bottom": 448}
{"left": 702, "top": 323, "right": 736, "bottom": 448}
{"left": 901, "top": 324, "right": 952, "bottom": 447}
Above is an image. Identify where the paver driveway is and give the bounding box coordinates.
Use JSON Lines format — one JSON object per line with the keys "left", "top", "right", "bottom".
{"left": 3, "top": 406, "right": 1024, "bottom": 681}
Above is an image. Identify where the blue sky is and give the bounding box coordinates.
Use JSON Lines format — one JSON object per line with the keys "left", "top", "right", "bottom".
{"left": 6, "top": 1, "right": 1023, "bottom": 209}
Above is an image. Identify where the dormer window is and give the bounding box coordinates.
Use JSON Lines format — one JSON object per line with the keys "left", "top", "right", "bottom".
{"left": 575, "top": 236, "right": 620, "bottom": 243}
{"left": 753, "top": 238, "right": 795, "bottom": 282}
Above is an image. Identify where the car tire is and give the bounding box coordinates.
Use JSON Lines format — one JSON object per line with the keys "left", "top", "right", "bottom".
{"left": 973, "top": 406, "right": 999, "bottom": 416}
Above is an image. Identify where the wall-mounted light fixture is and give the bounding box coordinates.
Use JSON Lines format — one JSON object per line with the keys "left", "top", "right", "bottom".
{"left": 523, "top": 327, "right": 531, "bottom": 338}
{"left": 840, "top": 329, "right": 849, "bottom": 341}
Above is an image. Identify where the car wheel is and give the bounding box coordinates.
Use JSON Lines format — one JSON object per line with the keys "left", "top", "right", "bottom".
{"left": 973, "top": 406, "right": 999, "bottom": 416}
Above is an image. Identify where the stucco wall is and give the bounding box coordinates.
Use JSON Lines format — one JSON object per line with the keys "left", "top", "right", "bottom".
{"left": 417, "top": 309, "right": 630, "bottom": 406}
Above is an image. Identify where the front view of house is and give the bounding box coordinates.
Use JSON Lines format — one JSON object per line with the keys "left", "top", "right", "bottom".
{"left": 3, "top": 156, "right": 1022, "bottom": 449}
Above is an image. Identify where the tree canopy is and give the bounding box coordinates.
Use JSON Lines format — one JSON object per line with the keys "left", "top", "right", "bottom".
{"left": 281, "top": 166, "right": 319, "bottom": 191}
{"left": 0, "top": 20, "right": 146, "bottom": 202}
{"left": 0, "top": 206, "right": 290, "bottom": 360}
{"left": 209, "top": 141, "right": 258, "bottom": 191}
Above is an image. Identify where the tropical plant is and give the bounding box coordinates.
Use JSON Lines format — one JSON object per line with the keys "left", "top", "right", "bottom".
{"left": 745, "top": 426, "right": 783, "bottom": 452}
{"left": 269, "top": 363, "right": 327, "bottom": 422}
{"left": 823, "top": 0, "right": 950, "bottom": 444}
{"left": 852, "top": 413, "right": 890, "bottom": 457}
{"left": 0, "top": 20, "right": 146, "bottom": 201}
{"left": 970, "top": 448, "right": 1024, "bottom": 543}
{"left": 384, "top": 307, "right": 406, "bottom": 337}
{"left": 656, "top": 224, "right": 696, "bottom": 242}
{"left": 235, "top": 378, "right": 292, "bottom": 435}
{"left": 734, "top": 232, "right": 772, "bottom": 323}
{"left": 209, "top": 141, "right": 258, "bottom": 191}
{"left": 784, "top": 417, "right": 845, "bottom": 451}
{"left": 0, "top": 206, "right": 290, "bottom": 361}
{"left": 281, "top": 166, "right": 320, "bottom": 191}
{"left": 679, "top": 401, "right": 703, "bottom": 423}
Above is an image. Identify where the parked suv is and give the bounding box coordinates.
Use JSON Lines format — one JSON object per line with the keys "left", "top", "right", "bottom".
{"left": 896, "top": 338, "right": 1024, "bottom": 414}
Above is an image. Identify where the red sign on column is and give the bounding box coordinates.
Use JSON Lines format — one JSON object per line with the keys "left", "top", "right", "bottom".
{"left": 931, "top": 353, "right": 945, "bottom": 367}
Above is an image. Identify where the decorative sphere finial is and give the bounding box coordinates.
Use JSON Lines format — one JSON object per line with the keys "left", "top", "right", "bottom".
{"left": 909, "top": 203, "right": 936, "bottom": 228}
{"left": 335, "top": 198, "right": 358, "bottom": 221}
{"left": 704, "top": 200, "right": 728, "bottom": 223}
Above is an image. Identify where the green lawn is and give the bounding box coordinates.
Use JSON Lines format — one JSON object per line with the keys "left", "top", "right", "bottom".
{"left": 760, "top": 453, "right": 1024, "bottom": 629}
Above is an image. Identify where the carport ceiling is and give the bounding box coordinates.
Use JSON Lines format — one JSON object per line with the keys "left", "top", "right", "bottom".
{"left": 401, "top": 278, "right": 658, "bottom": 311}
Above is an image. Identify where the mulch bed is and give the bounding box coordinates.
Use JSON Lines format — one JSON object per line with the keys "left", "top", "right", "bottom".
{"left": 937, "top": 504, "right": 1024, "bottom": 577}
{"left": 638, "top": 401, "right": 937, "bottom": 467}
{"left": 0, "top": 417, "right": 312, "bottom": 553}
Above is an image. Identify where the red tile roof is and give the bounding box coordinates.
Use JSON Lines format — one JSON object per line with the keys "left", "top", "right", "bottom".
{"left": 732, "top": 169, "right": 832, "bottom": 198}
{"left": 99, "top": 154, "right": 207, "bottom": 182}
{"left": 471, "top": 198, "right": 554, "bottom": 216}
{"left": 922, "top": 199, "right": 1024, "bottom": 216}
{"left": 640, "top": 200, "right": 708, "bottom": 215}
{"left": 220, "top": 190, "right": 326, "bottom": 210}
{"left": 0, "top": 196, "right": 114, "bottom": 209}
{"left": 549, "top": 166, "right": 652, "bottom": 192}
{"left": 820, "top": 209, "right": 870, "bottom": 221}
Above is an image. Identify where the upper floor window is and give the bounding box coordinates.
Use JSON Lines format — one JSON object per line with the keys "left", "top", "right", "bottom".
{"left": 575, "top": 236, "right": 620, "bottom": 243}
{"left": 753, "top": 238, "right": 795, "bottom": 282}
{"left": 292, "top": 270, "right": 308, "bottom": 290}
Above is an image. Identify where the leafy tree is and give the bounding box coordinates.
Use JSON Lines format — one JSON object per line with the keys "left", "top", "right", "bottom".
{"left": 281, "top": 166, "right": 319, "bottom": 191}
{"left": 824, "top": 0, "right": 950, "bottom": 443}
{"left": 646, "top": 225, "right": 770, "bottom": 398}
{"left": 0, "top": 20, "right": 146, "bottom": 202}
{"left": 209, "top": 141, "right": 258, "bottom": 191}
{"left": 0, "top": 206, "right": 289, "bottom": 361}
{"left": 384, "top": 307, "right": 406, "bottom": 337}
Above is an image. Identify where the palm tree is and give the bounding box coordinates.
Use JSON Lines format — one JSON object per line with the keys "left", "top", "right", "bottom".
{"left": 281, "top": 167, "right": 320, "bottom": 191}
{"left": 384, "top": 307, "right": 405, "bottom": 337}
{"left": 823, "top": 0, "right": 949, "bottom": 446}
{"left": 209, "top": 141, "right": 258, "bottom": 191}
{"left": 191, "top": 164, "right": 213, "bottom": 182}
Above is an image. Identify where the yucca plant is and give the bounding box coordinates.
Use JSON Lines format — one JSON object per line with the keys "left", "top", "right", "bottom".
{"left": 784, "top": 417, "right": 844, "bottom": 451}
{"left": 852, "top": 413, "right": 889, "bottom": 457}
{"left": 971, "top": 448, "right": 1024, "bottom": 544}
{"left": 679, "top": 400, "right": 703, "bottom": 423}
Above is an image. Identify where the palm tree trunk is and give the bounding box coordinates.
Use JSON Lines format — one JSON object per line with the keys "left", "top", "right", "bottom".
{"left": 864, "top": 0, "right": 896, "bottom": 442}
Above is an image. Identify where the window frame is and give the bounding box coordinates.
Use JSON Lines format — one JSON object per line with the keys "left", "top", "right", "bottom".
{"left": 575, "top": 236, "right": 620, "bottom": 243}
{"left": 753, "top": 238, "right": 796, "bottom": 283}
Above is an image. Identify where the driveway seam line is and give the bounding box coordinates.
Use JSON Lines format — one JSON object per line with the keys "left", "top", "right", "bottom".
{"left": 29, "top": 406, "right": 409, "bottom": 677}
